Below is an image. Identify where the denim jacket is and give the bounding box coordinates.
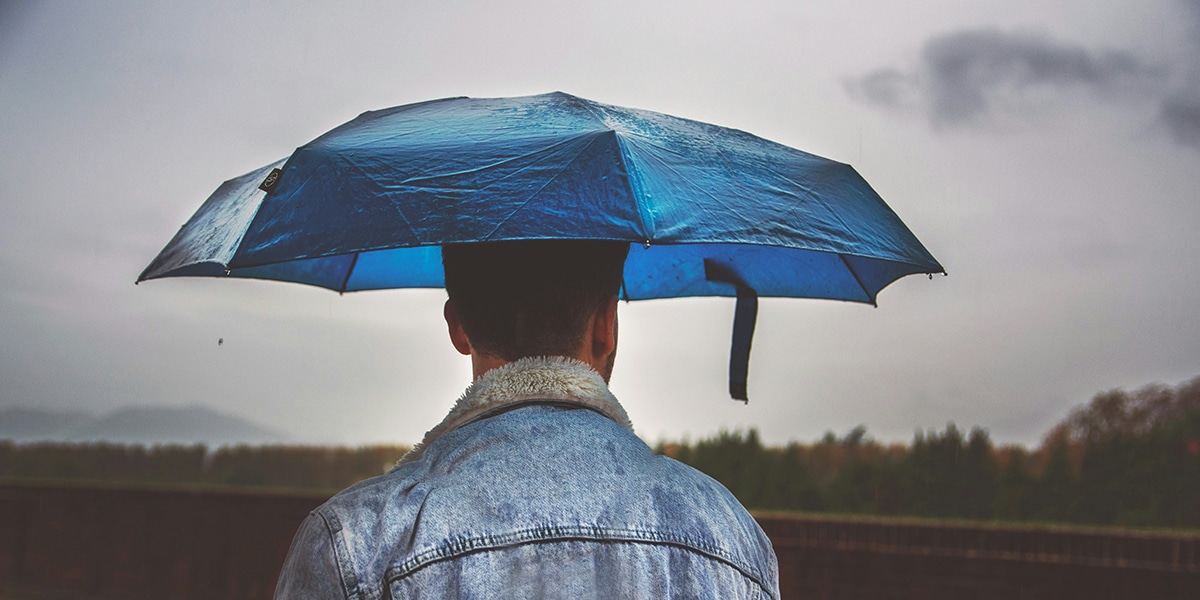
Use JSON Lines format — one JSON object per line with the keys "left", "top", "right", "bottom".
{"left": 274, "top": 357, "right": 779, "bottom": 599}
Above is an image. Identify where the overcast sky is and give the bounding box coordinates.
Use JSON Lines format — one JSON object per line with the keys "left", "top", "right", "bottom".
{"left": 2, "top": 0, "right": 1198, "bottom": 448}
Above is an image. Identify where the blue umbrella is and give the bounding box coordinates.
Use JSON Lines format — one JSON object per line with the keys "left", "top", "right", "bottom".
{"left": 139, "top": 92, "right": 943, "bottom": 400}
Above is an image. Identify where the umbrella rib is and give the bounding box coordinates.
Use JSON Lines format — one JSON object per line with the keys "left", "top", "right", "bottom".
{"left": 573, "top": 95, "right": 613, "bottom": 130}
{"left": 617, "top": 131, "right": 689, "bottom": 159}
{"left": 611, "top": 135, "right": 654, "bottom": 241}
{"left": 771, "top": 167, "right": 865, "bottom": 248}
{"left": 329, "top": 157, "right": 423, "bottom": 244}
{"left": 339, "top": 252, "right": 360, "bottom": 294}
{"left": 621, "top": 136, "right": 753, "bottom": 238}
{"left": 480, "top": 133, "right": 606, "bottom": 240}
{"left": 838, "top": 254, "right": 875, "bottom": 306}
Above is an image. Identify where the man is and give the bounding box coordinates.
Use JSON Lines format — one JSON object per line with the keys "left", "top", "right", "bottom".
{"left": 274, "top": 240, "right": 779, "bottom": 599}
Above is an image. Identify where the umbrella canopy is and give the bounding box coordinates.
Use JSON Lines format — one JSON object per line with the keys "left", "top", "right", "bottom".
{"left": 139, "top": 92, "right": 943, "bottom": 399}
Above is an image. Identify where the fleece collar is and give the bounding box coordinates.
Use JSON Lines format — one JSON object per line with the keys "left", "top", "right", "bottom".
{"left": 397, "top": 356, "right": 633, "bottom": 466}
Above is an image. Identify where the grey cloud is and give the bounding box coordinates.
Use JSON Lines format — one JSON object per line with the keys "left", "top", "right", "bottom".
{"left": 923, "top": 29, "right": 1151, "bottom": 123}
{"left": 1186, "top": 0, "right": 1200, "bottom": 27}
{"left": 846, "top": 22, "right": 1200, "bottom": 151}
{"left": 1160, "top": 96, "right": 1200, "bottom": 148}
{"left": 848, "top": 28, "right": 1156, "bottom": 126}
{"left": 850, "top": 69, "right": 919, "bottom": 110}
{"left": 0, "top": 2, "right": 37, "bottom": 63}
{"left": 1156, "top": 0, "right": 1200, "bottom": 148}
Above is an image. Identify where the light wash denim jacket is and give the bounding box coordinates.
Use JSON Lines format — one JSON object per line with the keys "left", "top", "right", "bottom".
{"left": 275, "top": 357, "right": 779, "bottom": 599}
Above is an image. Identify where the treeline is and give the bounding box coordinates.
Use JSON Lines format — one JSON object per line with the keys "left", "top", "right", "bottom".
{"left": 0, "top": 443, "right": 409, "bottom": 492}
{"left": 2, "top": 377, "right": 1198, "bottom": 528}
{"left": 662, "top": 376, "right": 1200, "bottom": 528}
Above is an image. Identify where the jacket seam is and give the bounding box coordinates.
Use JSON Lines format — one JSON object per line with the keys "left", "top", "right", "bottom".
{"left": 382, "top": 525, "right": 771, "bottom": 595}
{"left": 317, "top": 509, "right": 365, "bottom": 600}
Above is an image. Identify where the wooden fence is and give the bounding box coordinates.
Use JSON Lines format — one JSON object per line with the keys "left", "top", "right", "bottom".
{"left": 1, "top": 481, "right": 1197, "bottom": 599}
{"left": 758, "top": 513, "right": 1199, "bottom": 598}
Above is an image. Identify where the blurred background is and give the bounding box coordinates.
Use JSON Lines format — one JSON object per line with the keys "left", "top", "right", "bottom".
{"left": 2, "top": 0, "right": 1198, "bottom": 452}
{"left": 3, "top": 4, "right": 1199, "bottom": 598}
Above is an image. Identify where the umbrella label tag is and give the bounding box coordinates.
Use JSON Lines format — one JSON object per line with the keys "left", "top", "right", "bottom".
{"left": 259, "top": 168, "right": 284, "bottom": 194}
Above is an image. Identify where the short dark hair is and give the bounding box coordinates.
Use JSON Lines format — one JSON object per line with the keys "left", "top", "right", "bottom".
{"left": 442, "top": 240, "right": 629, "bottom": 361}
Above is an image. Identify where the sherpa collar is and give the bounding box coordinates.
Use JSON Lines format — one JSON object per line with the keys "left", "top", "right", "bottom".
{"left": 397, "top": 356, "right": 633, "bottom": 466}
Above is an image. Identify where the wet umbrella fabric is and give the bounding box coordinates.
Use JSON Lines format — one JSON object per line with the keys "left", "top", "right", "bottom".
{"left": 139, "top": 92, "right": 943, "bottom": 400}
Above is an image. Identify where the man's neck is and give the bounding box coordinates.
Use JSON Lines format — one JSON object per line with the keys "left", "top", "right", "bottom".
{"left": 471, "top": 351, "right": 611, "bottom": 383}
{"left": 470, "top": 353, "right": 509, "bottom": 380}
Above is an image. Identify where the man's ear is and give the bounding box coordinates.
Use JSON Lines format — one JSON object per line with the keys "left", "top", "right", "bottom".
{"left": 591, "top": 296, "right": 619, "bottom": 359}
{"left": 444, "top": 299, "right": 472, "bottom": 356}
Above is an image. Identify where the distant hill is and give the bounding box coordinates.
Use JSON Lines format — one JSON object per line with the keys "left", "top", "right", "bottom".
{"left": 0, "top": 405, "right": 285, "bottom": 446}
{"left": 0, "top": 408, "right": 94, "bottom": 441}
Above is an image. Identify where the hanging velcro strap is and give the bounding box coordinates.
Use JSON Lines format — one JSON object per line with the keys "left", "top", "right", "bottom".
{"left": 703, "top": 259, "right": 758, "bottom": 403}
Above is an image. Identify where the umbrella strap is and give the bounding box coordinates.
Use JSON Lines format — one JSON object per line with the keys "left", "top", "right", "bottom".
{"left": 703, "top": 260, "right": 758, "bottom": 403}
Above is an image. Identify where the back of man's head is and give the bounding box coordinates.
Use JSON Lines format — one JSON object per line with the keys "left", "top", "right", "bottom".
{"left": 442, "top": 240, "right": 629, "bottom": 361}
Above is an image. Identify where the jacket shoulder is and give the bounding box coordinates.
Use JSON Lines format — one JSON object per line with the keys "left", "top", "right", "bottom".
{"left": 300, "top": 406, "right": 779, "bottom": 597}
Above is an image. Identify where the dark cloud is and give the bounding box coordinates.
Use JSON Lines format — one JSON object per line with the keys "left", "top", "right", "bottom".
{"left": 1156, "top": 0, "right": 1200, "bottom": 149}
{"left": 850, "top": 69, "right": 919, "bottom": 110}
{"left": 847, "top": 18, "right": 1200, "bottom": 152}
{"left": 925, "top": 29, "right": 1150, "bottom": 123}
{"left": 1186, "top": 0, "right": 1200, "bottom": 28}
{"left": 848, "top": 28, "right": 1156, "bottom": 126}
{"left": 1160, "top": 96, "right": 1200, "bottom": 148}
{"left": 0, "top": 1, "right": 38, "bottom": 63}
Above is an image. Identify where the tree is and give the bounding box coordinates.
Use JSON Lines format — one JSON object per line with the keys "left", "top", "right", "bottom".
{"left": 901, "top": 424, "right": 997, "bottom": 519}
